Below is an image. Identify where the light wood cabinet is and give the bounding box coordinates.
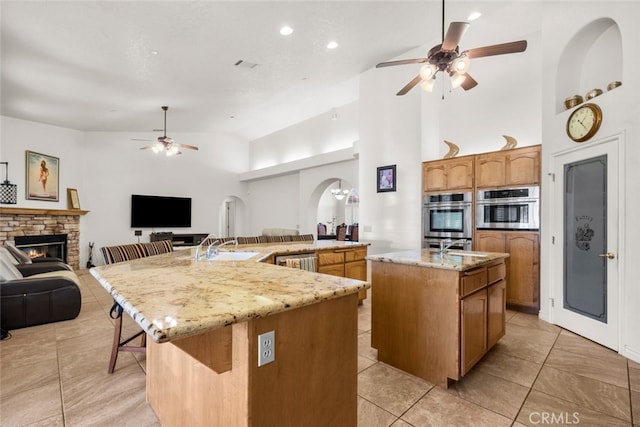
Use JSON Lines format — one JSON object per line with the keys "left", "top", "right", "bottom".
{"left": 317, "top": 247, "right": 368, "bottom": 302}
{"left": 422, "top": 156, "right": 474, "bottom": 193}
{"left": 370, "top": 258, "right": 506, "bottom": 387}
{"left": 475, "top": 231, "right": 540, "bottom": 312}
{"left": 475, "top": 145, "right": 541, "bottom": 188}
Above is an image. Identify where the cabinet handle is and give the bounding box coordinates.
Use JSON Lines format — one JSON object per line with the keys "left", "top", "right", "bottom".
{"left": 598, "top": 252, "right": 616, "bottom": 260}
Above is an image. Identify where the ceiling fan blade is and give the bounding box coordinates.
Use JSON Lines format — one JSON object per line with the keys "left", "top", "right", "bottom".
{"left": 376, "top": 58, "right": 427, "bottom": 68}
{"left": 396, "top": 75, "right": 423, "bottom": 96}
{"left": 139, "top": 145, "right": 153, "bottom": 150}
{"left": 178, "top": 143, "right": 199, "bottom": 151}
{"left": 460, "top": 74, "right": 478, "bottom": 91}
{"left": 465, "top": 40, "right": 527, "bottom": 59}
{"left": 441, "top": 22, "right": 470, "bottom": 51}
{"left": 131, "top": 138, "right": 154, "bottom": 142}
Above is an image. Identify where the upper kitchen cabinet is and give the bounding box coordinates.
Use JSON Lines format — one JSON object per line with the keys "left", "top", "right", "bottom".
{"left": 475, "top": 145, "right": 541, "bottom": 188}
{"left": 422, "top": 156, "right": 474, "bottom": 193}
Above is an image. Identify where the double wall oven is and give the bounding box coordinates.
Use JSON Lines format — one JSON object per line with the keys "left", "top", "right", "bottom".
{"left": 476, "top": 186, "right": 540, "bottom": 231}
{"left": 423, "top": 192, "right": 473, "bottom": 250}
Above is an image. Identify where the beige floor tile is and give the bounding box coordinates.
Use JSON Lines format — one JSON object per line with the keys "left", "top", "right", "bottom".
{"left": 54, "top": 309, "right": 114, "bottom": 341}
{"left": 495, "top": 322, "right": 558, "bottom": 364}
{"left": 402, "top": 387, "right": 512, "bottom": 427}
{"left": 533, "top": 366, "right": 630, "bottom": 421}
{"left": 544, "top": 346, "right": 628, "bottom": 389}
{"left": 632, "top": 390, "right": 640, "bottom": 426}
{"left": 358, "top": 363, "right": 433, "bottom": 416}
{"left": 447, "top": 369, "right": 529, "bottom": 419}
{"left": 55, "top": 328, "right": 114, "bottom": 358}
{"left": 358, "top": 331, "right": 378, "bottom": 361}
{"left": 22, "top": 413, "right": 65, "bottom": 426}
{"left": 58, "top": 344, "right": 138, "bottom": 381}
{"left": 517, "top": 389, "right": 630, "bottom": 427}
{"left": 0, "top": 325, "right": 58, "bottom": 370}
{"left": 475, "top": 347, "right": 542, "bottom": 388}
{"left": 358, "top": 355, "right": 377, "bottom": 373}
{"left": 0, "top": 379, "right": 62, "bottom": 426}
{"left": 629, "top": 360, "right": 640, "bottom": 370}
{"left": 508, "top": 312, "right": 562, "bottom": 335}
{"left": 630, "top": 366, "right": 640, "bottom": 392}
{"left": 390, "top": 420, "right": 413, "bottom": 427}
{"left": 505, "top": 309, "right": 518, "bottom": 322}
{"left": 556, "top": 330, "right": 627, "bottom": 365}
{"left": 357, "top": 396, "right": 398, "bottom": 427}
{"left": 1, "top": 357, "right": 59, "bottom": 398}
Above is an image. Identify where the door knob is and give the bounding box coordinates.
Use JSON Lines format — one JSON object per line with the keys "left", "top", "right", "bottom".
{"left": 598, "top": 252, "right": 616, "bottom": 260}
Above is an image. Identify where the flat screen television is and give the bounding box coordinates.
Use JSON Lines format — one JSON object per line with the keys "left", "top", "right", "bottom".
{"left": 130, "top": 194, "right": 192, "bottom": 228}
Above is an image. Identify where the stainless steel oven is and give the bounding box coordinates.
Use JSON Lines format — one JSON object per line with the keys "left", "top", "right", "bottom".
{"left": 423, "top": 192, "right": 473, "bottom": 245}
{"left": 476, "top": 186, "right": 540, "bottom": 230}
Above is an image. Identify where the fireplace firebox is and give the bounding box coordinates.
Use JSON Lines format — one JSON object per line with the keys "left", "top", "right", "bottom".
{"left": 14, "top": 234, "right": 68, "bottom": 263}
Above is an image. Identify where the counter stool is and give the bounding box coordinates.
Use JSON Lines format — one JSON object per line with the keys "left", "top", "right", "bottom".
{"left": 108, "top": 301, "right": 146, "bottom": 373}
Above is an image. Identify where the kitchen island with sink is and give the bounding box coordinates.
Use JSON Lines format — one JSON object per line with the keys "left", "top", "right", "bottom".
{"left": 90, "top": 241, "right": 370, "bottom": 426}
{"left": 366, "top": 249, "right": 509, "bottom": 388}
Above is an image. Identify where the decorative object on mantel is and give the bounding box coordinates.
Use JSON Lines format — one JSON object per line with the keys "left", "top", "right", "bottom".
{"left": 607, "top": 81, "right": 622, "bottom": 91}
{"left": 443, "top": 140, "right": 459, "bottom": 158}
{"left": 500, "top": 135, "right": 518, "bottom": 150}
{"left": 26, "top": 150, "right": 59, "bottom": 202}
{"left": 376, "top": 165, "right": 396, "bottom": 193}
{"left": 0, "top": 162, "right": 17, "bottom": 204}
{"left": 564, "top": 94, "right": 583, "bottom": 110}
{"left": 585, "top": 88, "right": 603, "bottom": 100}
{"left": 67, "top": 188, "right": 80, "bottom": 210}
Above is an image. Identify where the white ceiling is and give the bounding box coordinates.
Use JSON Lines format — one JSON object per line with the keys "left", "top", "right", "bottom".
{"left": 1, "top": 1, "right": 531, "bottom": 141}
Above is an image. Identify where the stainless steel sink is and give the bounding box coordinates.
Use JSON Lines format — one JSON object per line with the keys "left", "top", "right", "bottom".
{"left": 209, "top": 251, "right": 261, "bottom": 261}
{"left": 445, "top": 251, "right": 488, "bottom": 258}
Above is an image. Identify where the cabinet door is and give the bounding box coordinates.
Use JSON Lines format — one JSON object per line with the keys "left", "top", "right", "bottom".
{"left": 474, "top": 231, "right": 506, "bottom": 253}
{"left": 506, "top": 146, "right": 541, "bottom": 185}
{"left": 475, "top": 152, "right": 506, "bottom": 188}
{"left": 505, "top": 232, "right": 540, "bottom": 310}
{"left": 318, "top": 264, "right": 345, "bottom": 277}
{"left": 461, "top": 289, "right": 488, "bottom": 376}
{"left": 487, "top": 279, "right": 506, "bottom": 349}
{"left": 423, "top": 162, "right": 447, "bottom": 193}
{"left": 345, "top": 260, "right": 366, "bottom": 281}
{"left": 447, "top": 158, "right": 474, "bottom": 190}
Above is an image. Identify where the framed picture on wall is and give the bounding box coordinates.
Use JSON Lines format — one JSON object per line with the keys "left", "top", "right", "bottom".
{"left": 26, "top": 150, "right": 59, "bottom": 201}
{"left": 377, "top": 164, "right": 396, "bottom": 193}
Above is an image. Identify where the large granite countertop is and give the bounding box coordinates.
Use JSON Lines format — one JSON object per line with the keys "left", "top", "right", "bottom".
{"left": 366, "top": 249, "right": 509, "bottom": 271}
{"left": 90, "top": 241, "right": 370, "bottom": 343}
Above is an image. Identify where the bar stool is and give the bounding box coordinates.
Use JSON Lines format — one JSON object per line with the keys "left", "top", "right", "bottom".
{"left": 108, "top": 301, "right": 146, "bottom": 373}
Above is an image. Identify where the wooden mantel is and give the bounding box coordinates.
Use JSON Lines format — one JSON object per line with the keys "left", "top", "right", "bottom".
{"left": 0, "top": 207, "right": 89, "bottom": 216}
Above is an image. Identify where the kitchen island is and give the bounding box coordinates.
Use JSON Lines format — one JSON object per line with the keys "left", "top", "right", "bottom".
{"left": 90, "top": 241, "right": 370, "bottom": 426}
{"left": 366, "top": 249, "right": 509, "bottom": 388}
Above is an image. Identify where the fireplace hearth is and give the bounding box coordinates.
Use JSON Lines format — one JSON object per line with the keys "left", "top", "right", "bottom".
{"left": 15, "top": 234, "right": 68, "bottom": 263}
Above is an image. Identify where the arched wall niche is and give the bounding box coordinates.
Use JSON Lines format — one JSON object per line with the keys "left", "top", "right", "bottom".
{"left": 556, "top": 17, "right": 622, "bottom": 114}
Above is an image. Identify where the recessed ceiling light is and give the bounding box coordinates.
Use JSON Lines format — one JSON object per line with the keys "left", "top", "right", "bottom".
{"left": 280, "top": 25, "right": 293, "bottom": 36}
{"left": 327, "top": 41, "right": 338, "bottom": 49}
{"left": 151, "top": 50, "right": 159, "bottom": 55}
{"left": 468, "top": 12, "right": 481, "bottom": 21}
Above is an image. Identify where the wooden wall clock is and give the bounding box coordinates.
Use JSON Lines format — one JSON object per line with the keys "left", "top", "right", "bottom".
{"left": 566, "top": 103, "right": 603, "bottom": 142}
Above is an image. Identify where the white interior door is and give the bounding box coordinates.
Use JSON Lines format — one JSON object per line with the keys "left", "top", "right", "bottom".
{"left": 551, "top": 139, "right": 619, "bottom": 350}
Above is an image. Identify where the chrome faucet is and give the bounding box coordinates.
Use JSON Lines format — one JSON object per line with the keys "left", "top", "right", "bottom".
{"left": 439, "top": 239, "right": 469, "bottom": 256}
{"left": 195, "top": 234, "right": 218, "bottom": 261}
{"left": 210, "top": 240, "right": 238, "bottom": 257}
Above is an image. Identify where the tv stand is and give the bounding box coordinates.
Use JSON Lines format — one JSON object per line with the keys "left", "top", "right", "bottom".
{"left": 150, "top": 232, "right": 209, "bottom": 247}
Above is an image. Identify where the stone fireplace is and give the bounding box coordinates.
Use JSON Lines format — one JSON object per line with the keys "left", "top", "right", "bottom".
{"left": 0, "top": 207, "right": 88, "bottom": 270}
{"left": 15, "top": 234, "right": 68, "bottom": 263}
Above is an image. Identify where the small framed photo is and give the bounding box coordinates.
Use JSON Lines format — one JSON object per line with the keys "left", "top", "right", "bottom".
{"left": 26, "top": 151, "right": 59, "bottom": 201}
{"left": 67, "top": 188, "right": 80, "bottom": 210}
{"left": 377, "top": 164, "right": 396, "bottom": 193}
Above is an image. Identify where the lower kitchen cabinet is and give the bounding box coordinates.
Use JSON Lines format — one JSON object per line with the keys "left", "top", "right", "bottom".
{"left": 461, "top": 288, "right": 488, "bottom": 376}
{"left": 317, "top": 247, "right": 368, "bottom": 302}
{"left": 475, "top": 231, "right": 540, "bottom": 312}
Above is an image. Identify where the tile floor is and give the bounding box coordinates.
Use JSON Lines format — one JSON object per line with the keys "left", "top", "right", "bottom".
{"left": 1, "top": 270, "right": 639, "bottom": 426}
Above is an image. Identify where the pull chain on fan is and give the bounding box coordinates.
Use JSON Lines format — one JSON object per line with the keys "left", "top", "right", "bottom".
{"left": 135, "top": 106, "right": 199, "bottom": 156}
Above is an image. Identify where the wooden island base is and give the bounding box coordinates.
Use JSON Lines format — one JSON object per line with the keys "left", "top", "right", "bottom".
{"left": 147, "top": 293, "right": 358, "bottom": 427}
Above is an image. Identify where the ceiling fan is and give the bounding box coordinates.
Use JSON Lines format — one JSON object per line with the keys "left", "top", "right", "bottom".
{"left": 135, "top": 106, "right": 199, "bottom": 156}
{"left": 376, "top": 0, "right": 527, "bottom": 95}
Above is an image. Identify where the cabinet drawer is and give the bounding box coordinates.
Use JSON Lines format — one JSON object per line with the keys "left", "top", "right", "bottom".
{"left": 317, "top": 251, "right": 345, "bottom": 266}
{"left": 345, "top": 248, "right": 367, "bottom": 262}
{"left": 461, "top": 268, "right": 487, "bottom": 297}
{"left": 487, "top": 262, "right": 506, "bottom": 284}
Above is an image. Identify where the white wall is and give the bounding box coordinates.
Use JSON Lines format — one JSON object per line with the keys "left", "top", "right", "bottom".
{"left": 0, "top": 116, "right": 250, "bottom": 266}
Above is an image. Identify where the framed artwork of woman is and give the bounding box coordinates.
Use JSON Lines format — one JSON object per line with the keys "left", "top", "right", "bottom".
{"left": 26, "top": 150, "right": 59, "bottom": 201}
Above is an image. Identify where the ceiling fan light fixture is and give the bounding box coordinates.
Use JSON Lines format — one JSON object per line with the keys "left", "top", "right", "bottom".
{"left": 451, "top": 55, "right": 470, "bottom": 74}
{"left": 419, "top": 63, "right": 437, "bottom": 80}
{"left": 151, "top": 142, "right": 164, "bottom": 154}
{"left": 449, "top": 71, "right": 467, "bottom": 89}
{"left": 420, "top": 78, "right": 435, "bottom": 92}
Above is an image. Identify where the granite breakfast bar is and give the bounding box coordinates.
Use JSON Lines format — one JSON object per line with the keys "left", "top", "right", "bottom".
{"left": 90, "top": 242, "right": 370, "bottom": 426}
{"left": 367, "top": 249, "right": 509, "bottom": 388}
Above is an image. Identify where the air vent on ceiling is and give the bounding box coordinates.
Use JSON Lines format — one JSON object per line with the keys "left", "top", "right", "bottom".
{"left": 234, "top": 60, "right": 259, "bottom": 69}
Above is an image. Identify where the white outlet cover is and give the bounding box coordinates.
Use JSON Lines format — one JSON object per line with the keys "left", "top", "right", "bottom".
{"left": 258, "top": 330, "right": 275, "bottom": 367}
